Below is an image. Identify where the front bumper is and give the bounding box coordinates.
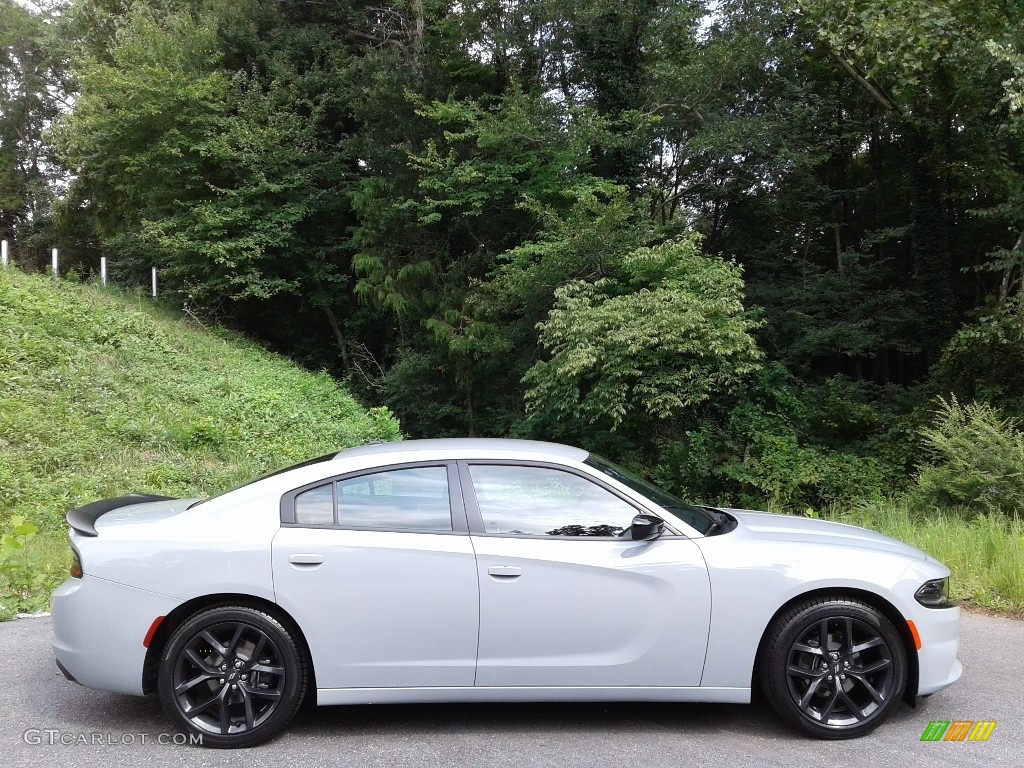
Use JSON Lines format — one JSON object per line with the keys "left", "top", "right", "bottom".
{"left": 52, "top": 575, "right": 181, "bottom": 696}
{"left": 913, "top": 603, "right": 962, "bottom": 696}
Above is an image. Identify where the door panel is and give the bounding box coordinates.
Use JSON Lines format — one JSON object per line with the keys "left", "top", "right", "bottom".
{"left": 272, "top": 463, "right": 477, "bottom": 690}
{"left": 272, "top": 527, "right": 479, "bottom": 689}
{"left": 461, "top": 461, "right": 712, "bottom": 688}
{"left": 473, "top": 536, "right": 710, "bottom": 687}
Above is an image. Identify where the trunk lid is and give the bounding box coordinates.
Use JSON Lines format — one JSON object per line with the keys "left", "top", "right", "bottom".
{"left": 66, "top": 495, "right": 192, "bottom": 536}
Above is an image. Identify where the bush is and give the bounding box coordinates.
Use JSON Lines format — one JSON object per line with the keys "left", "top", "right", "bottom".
{"left": 726, "top": 435, "right": 885, "bottom": 510}
{"left": 523, "top": 235, "right": 763, "bottom": 441}
{"left": 933, "top": 298, "right": 1024, "bottom": 414}
{"left": 915, "top": 395, "right": 1024, "bottom": 516}
{"left": 0, "top": 516, "right": 59, "bottom": 619}
{"left": 652, "top": 367, "right": 890, "bottom": 510}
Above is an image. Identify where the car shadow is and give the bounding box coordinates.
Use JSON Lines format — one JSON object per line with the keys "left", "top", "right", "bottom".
{"left": 286, "top": 691, "right": 931, "bottom": 742}
{"left": 39, "top": 666, "right": 926, "bottom": 745}
{"left": 288, "top": 699, "right": 793, "bottom": 739}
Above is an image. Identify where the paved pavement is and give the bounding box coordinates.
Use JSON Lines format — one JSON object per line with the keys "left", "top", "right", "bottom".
{"left": 0, "top": 613, "right": 1019, "bottom": 767}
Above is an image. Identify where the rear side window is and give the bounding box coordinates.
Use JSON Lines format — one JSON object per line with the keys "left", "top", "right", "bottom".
{"left": 295, "top": 484, "right": 334, "bottom": 526}
{"left": 291, "top": 466, "right": 453, "bottom": 532}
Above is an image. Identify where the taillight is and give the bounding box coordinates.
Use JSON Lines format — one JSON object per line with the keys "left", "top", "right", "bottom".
{"left": 69, "top": 543, "right": 83, "bottom": 578}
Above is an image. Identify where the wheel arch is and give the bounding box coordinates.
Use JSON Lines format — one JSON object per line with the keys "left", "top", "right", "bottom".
{"left": 142, "top": 593, "right": 316, "bottom": 698}
{"left": 751, "top": 586, "right": 919, "bottom": 705}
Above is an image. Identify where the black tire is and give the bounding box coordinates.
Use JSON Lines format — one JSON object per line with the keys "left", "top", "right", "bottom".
{"left": 759, "top": 596, "right": 907, "bottom": 739}
{"left": 157, "top": 606, "right": 307, "bottom": 748}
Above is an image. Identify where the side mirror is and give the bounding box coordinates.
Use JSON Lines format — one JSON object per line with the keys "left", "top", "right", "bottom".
{"left": 630, "top": 513, "right": 665, "bottom": 541}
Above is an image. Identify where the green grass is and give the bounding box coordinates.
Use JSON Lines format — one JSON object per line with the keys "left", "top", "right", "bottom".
{"left": 821, "top": 499, "right": 1024, "bottom": 614}
{"left": 0, "top": 267, "right": 400, "bottom": 617}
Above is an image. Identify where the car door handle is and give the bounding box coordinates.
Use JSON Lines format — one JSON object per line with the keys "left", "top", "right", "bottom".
{"left": 289, "top": 554, "right": 324, "bottom": 566}
{"left": 487, "top": 565, "right": 522, "bottom": 579}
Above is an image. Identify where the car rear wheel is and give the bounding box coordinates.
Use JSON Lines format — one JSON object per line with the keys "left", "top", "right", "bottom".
{"left": 158, "top": 606, "right": 306, "bottom": 748}
{"left": 760, "top": 596, "right": 907, "bottom": 739}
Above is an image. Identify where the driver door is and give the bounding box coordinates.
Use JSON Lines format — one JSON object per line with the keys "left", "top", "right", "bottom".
{"left": 461, "top": 461, "right": 712, "bottom": 688}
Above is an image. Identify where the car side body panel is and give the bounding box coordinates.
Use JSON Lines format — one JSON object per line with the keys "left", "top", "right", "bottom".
{"left": 470, "top": 535, "right": 711, "bottom": 687}
{"left": 315, "top": 685, "right": 749, "bottom": 706}
{"left": 272, "top": 527, "right": 480, "bottom": 690}
{"left": 51, "top": 574, "right": 181, "bottom": 695}
{"left": 82, "top": 493, "right": 280, "bottom": 604}
{"left": 695, "top": 515, "right": 959, "bottom": 695}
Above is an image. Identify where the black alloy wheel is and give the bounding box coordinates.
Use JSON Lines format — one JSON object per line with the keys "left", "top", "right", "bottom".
{"left": 760, "top": 596, "right": 907, "bottom": 739}
{"left": 158, "top": 606, "right": 306, "bottom": 748}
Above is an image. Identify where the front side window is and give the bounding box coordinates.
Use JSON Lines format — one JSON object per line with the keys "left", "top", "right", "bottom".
{"left": 292, "top": 465, "right": 453, "bottom": 532}
{"left": 584, "top": 454, "right": 715, "bottom": 534}
{"left": 467, "top": 464, "right": 637, "bottom": 537}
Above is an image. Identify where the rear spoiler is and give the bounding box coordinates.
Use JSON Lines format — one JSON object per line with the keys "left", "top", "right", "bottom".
{"left": 66, "top": 494, "right": 175, "bottom": 537}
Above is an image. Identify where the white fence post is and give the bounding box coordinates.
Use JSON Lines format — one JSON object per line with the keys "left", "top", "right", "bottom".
{"left": 51, "top": 248, "right": 58, "bottom": 278}
{"left": 100, "top": 256, "right": 107, "bottom": 287}
{"left": 151, "top": 267, "right": 157, "bottom": 298}
{"left": 1, "top": 239, "right": 7, "bottom": 267}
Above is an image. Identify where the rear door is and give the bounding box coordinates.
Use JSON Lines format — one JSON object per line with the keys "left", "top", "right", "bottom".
{"left": 462, "top": 461, "right": 712, "bottom": 688}
{"left": 271, "top": 462, "right": 480, "bottom": 689}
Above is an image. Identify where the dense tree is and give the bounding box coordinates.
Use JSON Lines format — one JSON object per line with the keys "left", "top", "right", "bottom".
{"left": 522, "top": 235, "right": 763, "bottom": 449}
{"left": 3, "top": 0, "right": 1024, "bottom": 506}
{"left": 0, "top": 0, "right": 68, "bottom": 257}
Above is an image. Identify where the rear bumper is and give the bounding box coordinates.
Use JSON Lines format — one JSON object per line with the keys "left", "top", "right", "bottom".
{"left": 52, "top": 575, "right": 181, "bottom": 696}
{"left": 55, "top": 657, "right": 79, "bottom": 684}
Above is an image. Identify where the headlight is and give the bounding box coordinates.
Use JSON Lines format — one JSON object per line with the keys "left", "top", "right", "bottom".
{"left": 915, "top": 577, "right": 952, "bottom": 607}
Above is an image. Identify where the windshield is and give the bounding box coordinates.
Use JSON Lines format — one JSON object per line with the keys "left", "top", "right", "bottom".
{"left": 186, "top": 451, "right": 338, "bottom": 509}
{"left": 584, "top": 454, "right": 716, "bottom": 535}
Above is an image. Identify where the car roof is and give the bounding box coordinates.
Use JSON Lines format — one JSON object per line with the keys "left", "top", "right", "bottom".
{"left": 333, "top": 438, "right": 590, "bottom": 463}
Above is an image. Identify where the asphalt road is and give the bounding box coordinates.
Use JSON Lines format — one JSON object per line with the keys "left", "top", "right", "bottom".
{"left": 0, "top": 613, "right": 1019, "bottom": 768}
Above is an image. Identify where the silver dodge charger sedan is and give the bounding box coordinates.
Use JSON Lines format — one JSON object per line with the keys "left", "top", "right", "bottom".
{"left": 51, "top": 439, "right": 961, "bottom": 748}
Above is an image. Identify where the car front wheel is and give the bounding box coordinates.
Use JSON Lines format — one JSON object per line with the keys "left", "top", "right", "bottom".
{"left": 760, "top": 596, "right": 907, "bottom": 739}
{"left": 157, "top": 606, "right": 307, "bottom": 748}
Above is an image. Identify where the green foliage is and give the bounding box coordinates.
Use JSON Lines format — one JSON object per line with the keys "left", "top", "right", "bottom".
{"left": 798, "top": 0, "right": 969, "bottom": 98}
{"left": 717, "top": 430, "right": 886, "bottom": 510}
{"left": 915, "top": 396, "right": 1024, "bottom": 516}
{"left": 0, "top": 0, "right": 66, "bottom": 250}
{"left": 350, "top": 77, "right": 656, "bottom": 436}
{"left": 0, "top": 515, "right": 57, "bottom": 620}
{"left": 481, "top": 181, "right": 653, "bottom": 324}
{"left": 524, "top": 235, "right": 763, "bottom": 438}
{"left": 53, "top": 2, "right": 342, "bottom": 303}
{"left": 652, "top": 366, "right": 890, "bottom": 510}
{"left": 933, "top": 299, "right": 1024, "bottom": 412}
{"left": 53, "top": 5, "right": 231, "bottom": 228}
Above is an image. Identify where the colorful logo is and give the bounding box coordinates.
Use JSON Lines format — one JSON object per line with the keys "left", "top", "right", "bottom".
{"left": 921, "top": 720, "right": 997, "bottom": 742}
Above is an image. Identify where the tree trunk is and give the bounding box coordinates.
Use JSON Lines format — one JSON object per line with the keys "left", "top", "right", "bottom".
{"left": 907, "top": 121, "right": 954, "bottom": 366}
{"left": 323, "top": 306, "right": 352, "bottom": 378}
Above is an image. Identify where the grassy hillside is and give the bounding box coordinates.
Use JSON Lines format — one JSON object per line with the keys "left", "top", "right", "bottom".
{"left": 0, "top": 267, "right": 399, "bottom": 617}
